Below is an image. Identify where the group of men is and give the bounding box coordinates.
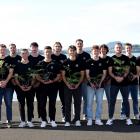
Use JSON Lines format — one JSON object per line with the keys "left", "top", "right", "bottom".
{"left": 0, "top": 39, "right": 140, "bottom": 128}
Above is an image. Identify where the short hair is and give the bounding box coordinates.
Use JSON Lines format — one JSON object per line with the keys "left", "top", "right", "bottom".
{"left": 9, "top": 43, "right": 16, "bottom": 48}
{"left": 0, "top": 44, "right": 6, "bottom": 48}
{"left": 21, "top": 48, "right": 29, "bottom": 53}
{"left": 68, "top": 45, "right": 77, "bottom": 51}
{"left": 100, "top": 44, "right": 109, "bottom": 53}
{"left": 125, "top": 43, "right": 133, "bottom": 48}
{"left": 53, "top": 42, "right": 62, "bottom": 48}
{"left": 75, "top": 39, "right": 83, "bottom": 43}
{"left": 115, "top": 42, "right": 123, "bottom": 47}
{"left": 30, "top": 42, "right": 38, "bottom": 48}
{"left": 91, "top": 45, "right": 99, "bottom": 51}
{"left": 44, "top": 46, "right": 52, "bottom": 50}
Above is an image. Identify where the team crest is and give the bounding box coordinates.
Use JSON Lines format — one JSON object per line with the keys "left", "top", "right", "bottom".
{"left": 99, "top": 63, "right": 102, "bottom": 66}
{"left": 50, "top": 65, "right": 54, "bottom": 69}
{"left": 75, "top": 64, "right": 79, "bottom": 67}
{"left": 83, "top": 57, "right": 86, "bottom": 60}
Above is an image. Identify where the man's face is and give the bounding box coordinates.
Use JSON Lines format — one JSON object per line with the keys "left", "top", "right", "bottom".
{"left": 21, "top": 51, "right": 29, "bottom": 60}
{"left": 44, "top": 49, "right": 52, "bottom": 58}
{"left": 0, "top": 47, "right": 6, "bottom": 56}
{"left": 53, "top": 44, "right": 62, "bottom": 53}
{"left": 114, "top": 44, "right": 122, "bottom": 54}
{"left": 30, "top": 46, "right": 38, "bottom": 54}
{"left": 75, "top": 41, "right": 83, "bottom": 50}
{"left": 125, "top": 45, "right": 132, "bottom": 54}
{"left": 9, "top": 45, "right": 16, "bottom": 54}
{"left": 100, "top": 47, "right": 107, "bottom": 55}
{"left": 92, "top": 48, "right": 99, "bottom": 57}
{"left": 68, "top": 48, "right": 76, "bottom": 57}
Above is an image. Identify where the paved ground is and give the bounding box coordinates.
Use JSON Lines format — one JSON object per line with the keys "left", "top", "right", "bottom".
{"left": 0, "top": 100, "right": 140, "bottom": 140}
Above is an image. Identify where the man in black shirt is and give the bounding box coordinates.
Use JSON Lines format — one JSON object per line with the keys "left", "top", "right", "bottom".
{"left": 0, "top": 44, "right": 14, "bottom": 127}
{"left": 75, "top": 39, "right": 91, "bottom": 120}
{"left": 120, "top": 43, "right": 139, "bottom": 120}
{"left": 6, "top": 43, "right": 21, "bottom": 101}
{"left": 62, "top": 45, "right": 84, "bottom": 127}
{"left": 36, "top": 46, "right": 61, "bottom": 128}
{"left": 86, "top": 45, "right": 107, "bottom": 126}
{"left": 51, "top": 42, "right": 67, "bottom": 122}
{"left": 28, "top": 42, "right": 44, "bottom": 119}
{"left": 15, "top": 49, "right": 35, "bottom": 128}
{"left": 99, "top": 44, "right": 111, "bottom": 114}
{"left": 106, "top": 42, "right": 132, "bottom": 125}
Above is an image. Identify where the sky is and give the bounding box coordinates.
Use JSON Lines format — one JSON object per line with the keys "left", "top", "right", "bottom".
{"left": 0, "top": 0, "right": 140, "bottom": 49}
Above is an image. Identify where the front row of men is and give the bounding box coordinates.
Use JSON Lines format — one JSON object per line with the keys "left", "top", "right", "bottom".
{"left": 0, "top": 40, "right": 140, "bottom": 128}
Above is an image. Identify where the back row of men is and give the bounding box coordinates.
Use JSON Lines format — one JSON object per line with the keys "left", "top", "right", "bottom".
{"left": 0, "top": 39, "right": 140, "bottom": 128}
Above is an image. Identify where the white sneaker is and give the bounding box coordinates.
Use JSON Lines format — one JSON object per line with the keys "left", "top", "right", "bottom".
{"left": 134, "top": 114, "right": 139, "bottom": 120}
{"left": 126, "top": 119, "right": 133, "bottom": 125}
{"left": 65, "top": 122, "right": 70, "bottom": 127}
{"left": 106, "top": 119, "right": 113, "bottom": 125}
{"left": 27, "top": 121, "right": 34, "bottom": 128}
{"left": 51, "top": 121, "right": 57, "bottom": 127}
{"left": 120, "top": 114, "right": 126, "bottom": 120}
{"left": 40, "top": 121, "right": 47, "bottom": 128}
{"left": 62, "top": 117, "right": 65, "bottom": 122}
{"left": 95, "top": 119, "right": 103, "bottom": 125}
{"left": 75, "top": 120, "right": 81, "bottom": 126}
{"left": 19, "top": 121, "right": 26, "bottom": 128}
{"left": 87, "top": 119, "right": 93, "bottom": 126}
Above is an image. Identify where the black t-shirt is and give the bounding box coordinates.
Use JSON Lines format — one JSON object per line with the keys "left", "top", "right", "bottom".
{"left": 109, "top": 54, "right": 129, "bottom": 86}
{"left": 51, "top": 53, "right": 67, "bottom": 63}
{"left": 51, "top": 53, "right": 67, "bottom": 70}
{"left": 136, "top": 56, "right": 140, "bottom": 85}
{"left": 86, "top": 58, "right": 107, "bottom": 87}
{"left": 126, "top": 56, "right": 138, "bottom": 85}
{"left": 28, "top": 54, "right": 44, "bottom": 67}
{"left": 77, "top": 51, "right": 91, "bottom": 70}
{"left": 37, "top": 60, "right": 60, "bottom": 82}
{"left": 5, "top": 55, "right": 21, "bottom": 87}
{"left": 0, "top": 58, "right": 12, "bottom": 80}
{"left": 15, "top": 62, "right": 34, "bottom": 86}
{"left": 62, "top": 58, "right": 84, "bottom": 85}
{"left": 136, "top": 56, "right": 140, "bottom": 66}
{"left": 100, "top": 56, "right": 111, "bottom": 85}
{"left": 5, "top": 55, "right": 21, "bottom": 68}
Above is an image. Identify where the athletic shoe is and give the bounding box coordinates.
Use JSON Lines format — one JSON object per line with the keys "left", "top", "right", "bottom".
{"left": 51, "top": 121, "right": 57, "bottom": 127}
{"left": 27, "top": 121, "right": 34, "bottom": 128}
{"left": 126, "top": 119, "right": 133, "bottom": 125}
{"left": 19, "top": 121, "right": 26, "bottom": 128}
{"left": 87, "top": 119, "right": 93, "bottom": 126}
{"left": 75, "top": 120, "right": 81, "bottom": 126}
{"left": 95, "top": 119, "right": 103, "bottom": 125}
{"left": 40, "top": 121, "right": 47, "bottom": 128}
{"left": 106, "top": 119, "right": 113, "bottom": 125}
{"left": 64, "top": 122, "right": 70, "bottom": 127}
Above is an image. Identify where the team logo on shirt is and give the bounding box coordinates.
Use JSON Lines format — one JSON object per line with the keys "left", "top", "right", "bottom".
{"left": 50, "top": 65, "right": 54, "bottom": 70}
{"left": 99, "top": 63, "right": 102, "bottom": 67}
{"left": 75, "top": 64, "right": 79, "bottom": 67}
{"left": 60, "top": 60, "right": 64, "bottom": 63}
{"left": 83, "top": 57, "right": 86, "bottom": 60}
